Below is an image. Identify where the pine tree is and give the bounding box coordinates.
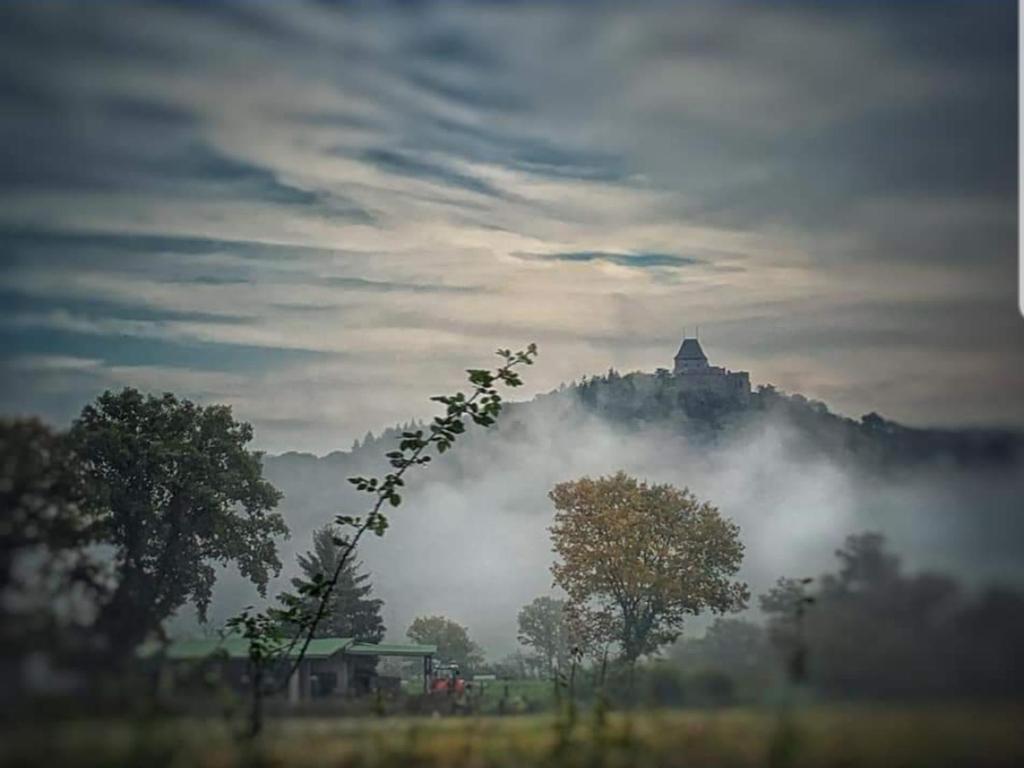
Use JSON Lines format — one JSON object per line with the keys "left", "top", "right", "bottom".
{"left": 286, "top": 526, "right": 385, "bottom": 642}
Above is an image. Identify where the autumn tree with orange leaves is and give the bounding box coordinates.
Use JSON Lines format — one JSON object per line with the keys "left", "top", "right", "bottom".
{"left": 549, "top": 471, "right": 749, "bottom": 665}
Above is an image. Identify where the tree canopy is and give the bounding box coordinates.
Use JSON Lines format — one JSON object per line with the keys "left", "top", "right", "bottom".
{"left": 70, "top": 388, "right": 286, "bottom": 657}
{"left": 516, "top": 596, "right": 571, "bottom": 675}
{"left": 281, "top": 526, "right": 384, "bottom": 642}
{"left": 406, "top": 615, "right": 484, "bottom": 672}
{"left": 0, "top": 418, "right": 106, "bottom": 672}
{"left": 549, "top": 471, "right": 748, "bottom": 663}
{"left": 760, "top": 532, "right": 1024, "bottom": 698}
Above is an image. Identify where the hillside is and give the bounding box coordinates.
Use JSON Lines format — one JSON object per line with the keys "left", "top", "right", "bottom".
{"left": 205, "top": 371, "right": 1024, "bottom": 656}
{"left": 273, "top": 370, "right": 1022, "bottom": 478}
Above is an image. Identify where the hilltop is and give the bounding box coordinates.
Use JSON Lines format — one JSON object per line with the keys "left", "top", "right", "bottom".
{"left": 271, "top": 367, "right": 1023, "bottom": 476}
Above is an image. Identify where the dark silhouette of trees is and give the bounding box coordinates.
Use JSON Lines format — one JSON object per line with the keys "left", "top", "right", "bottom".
{"left": 762, "top": 532, "right": 1024, "bottom": 699}
{"left": 70, "top": 388, "right": 285, "bottom": 660}
{"left": 0, "top": 419, "right": 107, "bottom": 698}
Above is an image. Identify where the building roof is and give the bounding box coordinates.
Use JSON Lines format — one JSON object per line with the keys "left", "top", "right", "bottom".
{"left": 674, "top": 337, "right": 707, "bottom": 361}
{"left": 138, "top": 637, "right": 436, "bottom": 661}
{"left": 347, "top": 642, "right": 436, "bottom": 657}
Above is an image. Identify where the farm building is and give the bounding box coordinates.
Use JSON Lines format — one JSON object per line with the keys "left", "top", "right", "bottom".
{"left": 139, "top": 636, "right": 436, "bottom": 704}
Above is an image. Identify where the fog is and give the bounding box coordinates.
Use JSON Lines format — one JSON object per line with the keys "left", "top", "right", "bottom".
{"left": 182, "top": 393, "right": 1024, "bottom": 658}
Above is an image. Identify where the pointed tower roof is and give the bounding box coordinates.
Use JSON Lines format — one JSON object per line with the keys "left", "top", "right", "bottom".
{"left": 674, "top": 337, "right": 707, "bottom": 362}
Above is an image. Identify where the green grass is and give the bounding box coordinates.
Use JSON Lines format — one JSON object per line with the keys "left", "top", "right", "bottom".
{"left": 471, "top": 678, "right": 556, "bottom": 713}
{"left": 2, "top": 704, "right": 1022, "bottom": 767}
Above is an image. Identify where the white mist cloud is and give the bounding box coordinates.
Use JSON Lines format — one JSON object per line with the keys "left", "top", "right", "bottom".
{"left": 182, "top": 395, "right": 1024, "bottom": 659}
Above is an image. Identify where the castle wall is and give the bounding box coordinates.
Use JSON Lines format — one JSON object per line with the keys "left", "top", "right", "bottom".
{"left": 677, "top": 370, "right": 750, "bottom": 402}
{"left": 674, "top": 358, "right": 709, "bottom": 375}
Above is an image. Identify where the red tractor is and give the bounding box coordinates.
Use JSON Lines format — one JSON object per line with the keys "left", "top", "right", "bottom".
{"left": 429, "top": 661, "right": 467, "bottom": 695}
{"left": 427, "top": 661, "right": 474, "bottom": 714}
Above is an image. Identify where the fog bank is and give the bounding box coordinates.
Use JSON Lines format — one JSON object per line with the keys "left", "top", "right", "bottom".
{"left": 182, "top": 395, "right": 1024, "bottom": 658}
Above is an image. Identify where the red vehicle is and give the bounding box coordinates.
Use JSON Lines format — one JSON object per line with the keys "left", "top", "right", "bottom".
{"left": 426, "top": 661, "right": 474, "bottom": 715}
{"left": 429, "top": 661, "right": 467, "bottom": 695}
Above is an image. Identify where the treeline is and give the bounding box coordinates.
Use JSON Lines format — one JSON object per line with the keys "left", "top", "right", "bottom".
{"left": 284, "top": 370, "right": 1024, "bottom": 476}
{"left": 1, "top": 346, "right": 541, "bottom": 728}
{"left": 502, "top": 532, "right": 1024, "bottom": 708}
{"left": 559, "top": 370, "right": 1023, "bottom": 471}
{"left": 1, "top": 390, "right": 289, "bottom": 706}
{"left": 658, "top": 533, "right": 1024, "bottom": 706}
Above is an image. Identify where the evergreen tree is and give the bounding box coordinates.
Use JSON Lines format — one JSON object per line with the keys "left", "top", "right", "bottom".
{"left": 285, "top": 526, "right": 385, "bottom": 642}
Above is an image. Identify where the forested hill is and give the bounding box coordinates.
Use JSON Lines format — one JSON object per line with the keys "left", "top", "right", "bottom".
{"left": 271, "top": 369, "right": 1023, "bottom": 476}
{"left": 248, "top": 370, "right": 1024, "bottom": 651}
{"left": 566, "top": 370, "right": 1023, "bottom": 470}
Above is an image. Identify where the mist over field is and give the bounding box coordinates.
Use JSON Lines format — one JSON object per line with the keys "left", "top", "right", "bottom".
{"left": 186, "top": 383, "right": 1024, "bottom": 658}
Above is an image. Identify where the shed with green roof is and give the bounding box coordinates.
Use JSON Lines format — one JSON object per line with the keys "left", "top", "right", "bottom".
{"left": 140, "top": 636, "right": 436, "bottom": 702}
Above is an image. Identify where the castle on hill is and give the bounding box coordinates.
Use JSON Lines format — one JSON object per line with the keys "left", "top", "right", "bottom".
{"left": 669, "top": 336, "right": 750, "bottom": 401}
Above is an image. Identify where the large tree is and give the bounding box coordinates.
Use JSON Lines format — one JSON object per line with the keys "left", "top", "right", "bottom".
{"left": 0, "top": 419, "right": 106, "bottom": 687}
{"left": 70, "top": 388, "right": 286, "bottom": 658}
{"left": 406, "top": 615, "right": 484, "bottom": 672}
{"left": 282, "top": 525, "right": 384, "bottom": 642}
{"left": 549, "top": 471, "right": 748, "bottom": 664}
{"left": 516, "top": 596, "right": 571, "bottom": 675}
{"left": 0, "top": 419, "right": 102, "bottom": 600}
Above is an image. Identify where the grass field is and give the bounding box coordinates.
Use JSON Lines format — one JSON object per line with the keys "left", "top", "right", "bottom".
{"left": 471, "top": 678, "right": 556, "bottom": 713}
{"left": 3, "top": 704, "right": 1022, "bottom": 768}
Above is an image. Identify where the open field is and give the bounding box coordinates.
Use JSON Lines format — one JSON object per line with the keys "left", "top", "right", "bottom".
{"left": 3, "top": 704, "right": 1022, "bottom": 768}
{"left": 471, "top": 678, "right": 556, "bottom": 713}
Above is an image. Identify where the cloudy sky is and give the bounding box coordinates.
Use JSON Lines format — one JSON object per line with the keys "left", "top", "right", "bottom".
{"left": 1, "top": 1, "right": 1019, "bottom": 454}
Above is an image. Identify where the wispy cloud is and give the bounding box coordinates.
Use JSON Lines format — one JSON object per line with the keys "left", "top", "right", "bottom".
{"left": 355, "top": 147, "right": 504, "bottom": 198}
{"left": 0, "top": 0, "right": 1019, "bottom": 451}
{"left": 514, "top": 251, "right": 703, "bottom": 269}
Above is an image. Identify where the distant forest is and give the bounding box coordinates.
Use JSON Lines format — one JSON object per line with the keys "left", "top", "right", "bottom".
{"left": 324, "top": 370, "right": 1023, "bottom": 473}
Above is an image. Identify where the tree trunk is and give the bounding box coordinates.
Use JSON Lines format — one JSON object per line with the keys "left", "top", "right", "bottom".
{"left": 249, "top": 663, "right": 264, "bottom": 738}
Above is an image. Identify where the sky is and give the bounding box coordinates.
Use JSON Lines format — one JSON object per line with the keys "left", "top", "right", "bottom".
{"left": 1, "top": 0, "right": 1020, "bottom": 454}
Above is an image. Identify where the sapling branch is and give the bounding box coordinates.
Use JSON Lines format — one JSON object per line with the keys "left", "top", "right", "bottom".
{"left": 227, "top": 344, "right": 537, "bottom": 733}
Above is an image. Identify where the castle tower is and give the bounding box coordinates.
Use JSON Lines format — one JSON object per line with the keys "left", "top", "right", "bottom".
{"left": 671, "top": 335, "right": 752, "bottom": 402}
{"left": 673, "top": 337, "right": 709, "bottom": 375}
